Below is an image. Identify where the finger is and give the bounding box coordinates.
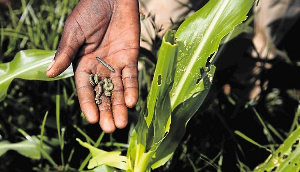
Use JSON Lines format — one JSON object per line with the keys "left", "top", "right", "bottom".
{"left": 99, "top": 95, "right": 116, "bottom": 133}
{"left": 111, "top": 75, "right": 128, "bottom": 129}
{"left": 122, "top": 64, "right": 138, "bottom": 108}
{"left": 75, "top": 70, "right": 99, "bottom": 123}
{"left": 46, "top": 14, "right": 85, "bottom": 78}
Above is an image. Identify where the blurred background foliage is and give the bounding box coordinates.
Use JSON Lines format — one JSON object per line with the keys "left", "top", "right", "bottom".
{"left": 0, "top": 0, "right": 300, "bottom": 171}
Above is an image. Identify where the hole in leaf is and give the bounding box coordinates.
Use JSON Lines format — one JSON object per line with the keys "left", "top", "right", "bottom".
{"left": 278, "top": 152, "right": 281, "bottom": 157}
{"left": 283, "top": 154, "right": 288, "bottom": 160}
{"left": 292, "top": 146, "right": 297, "bottom": 152}
{"left": 196, "top": 78, "right": 201, "bottom": 84}
{"left": 271, "top": 166, "right": 277, "bottom": 172}
{"left": 291, "top": 140, "right": 299, "bottom": 152}
{"left": 196, "top": 68, "right": 205, "bottom": 84}
{"left": 158, "top": 75, "right": 162, "bottom": 86}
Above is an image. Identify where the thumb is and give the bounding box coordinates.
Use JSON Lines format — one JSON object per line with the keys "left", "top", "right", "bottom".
{"left": 46, "top": 16, "right": 85, "bottom": 78}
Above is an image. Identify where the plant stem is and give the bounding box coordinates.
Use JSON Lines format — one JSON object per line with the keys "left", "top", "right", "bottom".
{"left": 56, "top": 83, "right": 65, "bottom": 167}
{"left": 134, "top": 152, "right": 154, "bottom": 172}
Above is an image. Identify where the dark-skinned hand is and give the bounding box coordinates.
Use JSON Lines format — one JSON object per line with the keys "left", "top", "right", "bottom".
{"left": 46, "top": 0, "right": 140, "bottom": 133}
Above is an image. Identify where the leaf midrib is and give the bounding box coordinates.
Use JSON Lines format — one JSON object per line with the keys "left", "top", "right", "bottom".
{"left": 0, "top": 58, "right": 51, "bottom": 86}
{"left": 171, "top": 0, "right": 229, "bottom": 108}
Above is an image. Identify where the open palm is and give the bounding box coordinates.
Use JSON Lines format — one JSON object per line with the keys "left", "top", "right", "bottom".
{"left": 46, "top": 0, "right": 140, "bottom": 133}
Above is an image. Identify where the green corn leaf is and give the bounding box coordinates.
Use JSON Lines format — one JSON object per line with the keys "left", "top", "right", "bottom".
{"left": 170, "top": 0, "right": 254, "bottom": 109}
{"left": 0, "top": 140, "right": 41, "bottom": 159}
{"left": 83, "top": 165, "right": 118, "bottom": 172}
{"left": 0, "top": 49, "right": 74, "bottom": 102}
{"left": 151, "top": 0, "right": 255, "bottom": 169}
{"left": 151, "top": 65, "right": 216, "bottom": 169}
{"left": 127, "top": 30, "right": 178, "bottom": 172}
{"left": 254, "top": 126, "right": 300, "bottom": 172}
{"left": 149, "top": 31, "right": 177, "bottom": 145}
{"left": 76, "top": 138, "right": 128, "bottom": 170}
{"left": 0, "top": 136, "right": 53, "bottom": 159}
{"left": 145, "top": 30, "right": 178, "bottom": 128}
{"left": 220, "top": 14, "right": 254, "bottom": 45}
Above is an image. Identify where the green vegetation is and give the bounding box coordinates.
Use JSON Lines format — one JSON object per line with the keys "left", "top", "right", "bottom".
{"left": 1, "top": 0, "right": 300, "bottom": 171}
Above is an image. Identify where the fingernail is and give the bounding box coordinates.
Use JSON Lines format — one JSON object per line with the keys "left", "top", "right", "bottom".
{"left": 47, "top": 60, "right": 55, "bottom": 71}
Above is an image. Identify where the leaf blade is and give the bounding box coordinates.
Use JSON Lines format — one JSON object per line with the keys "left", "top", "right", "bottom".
{"left": 0, "top": 49, "right": 74, "bottom": 101}
{"left": 170, "top": 0, "right": 254, "bottom": 109}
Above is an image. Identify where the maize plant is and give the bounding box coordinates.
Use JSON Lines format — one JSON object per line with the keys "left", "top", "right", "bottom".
{"left": 254, "top": 117, "right": 300, "bottom": 171}
{"left": 77, "top": 0, "right": 255, "bottom": 171}
{"left": 0, "top": 0, "right": 257, "bottom": 171}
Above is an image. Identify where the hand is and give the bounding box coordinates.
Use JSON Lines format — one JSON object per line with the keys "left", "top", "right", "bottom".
{"left": 46, "top": 0, "right": 140, "bottom": 133}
